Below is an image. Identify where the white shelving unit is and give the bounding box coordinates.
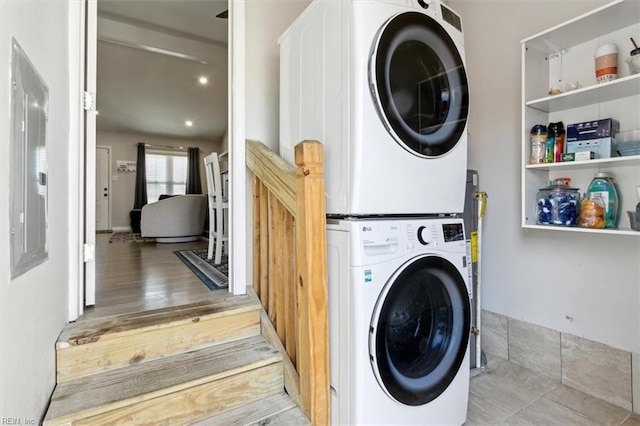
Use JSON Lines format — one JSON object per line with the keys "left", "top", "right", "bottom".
{"left": 521, "top": 0, "right": 640, "bottom": 235}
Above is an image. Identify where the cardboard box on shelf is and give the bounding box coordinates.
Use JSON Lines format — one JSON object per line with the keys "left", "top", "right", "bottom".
{"left": 566, "top": 118, "right": 619, "bottom": 141}
{"left": 566, "top": 138, "right": 613, "bottom": 158}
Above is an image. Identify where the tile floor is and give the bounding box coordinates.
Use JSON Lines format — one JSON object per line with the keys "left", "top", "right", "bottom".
{"left": 466, "top": 355, "right": 640, "bottom": 425}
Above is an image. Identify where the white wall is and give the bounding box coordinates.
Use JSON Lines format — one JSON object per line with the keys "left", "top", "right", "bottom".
{"left": 245, "top": 0, "right": 311, "bottom": 151}
{"left": 244, "top": 0, "right": 311, "bottom": 289}
{"left": 0, "top": 0, "right": 81, "bottom": 420}
{"left": 96, "top": 130, "right": 220, "bottom": 229}
{"left": 449, "top": 0, "right": 640, "bottom": 353}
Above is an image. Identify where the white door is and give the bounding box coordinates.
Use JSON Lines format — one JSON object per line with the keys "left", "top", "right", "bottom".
{"left": 96, "top": 147, "right": 110, "bottom": 231}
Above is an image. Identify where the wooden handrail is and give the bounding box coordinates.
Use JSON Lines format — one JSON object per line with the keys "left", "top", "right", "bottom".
{"left": 246, "top": 139, "right": 329, "bottom": 426}
{"left": 246, "top": 139, "right": 296, "bottom": 214}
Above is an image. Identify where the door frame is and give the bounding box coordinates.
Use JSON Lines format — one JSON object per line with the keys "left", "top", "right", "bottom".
{"left": 68, "top": 0, "right": 88, "bottom": 321}
{"left": 228, "top": 0, "right": 246, "bottom": 295}
{"left": 83, "top": 0, "right": 98, "bottom": 311}
{"left": 95, "top": 145, "right": 112, "bottom": 232}
{"left": 69, "top": 0, "right": 247, "bottom": 320}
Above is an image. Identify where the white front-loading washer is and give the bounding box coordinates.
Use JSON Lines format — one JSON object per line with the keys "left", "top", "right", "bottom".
{"left": 327, "top": 217, "right": 471, "bottom": 425}
{"left": 280, "top": 0, "right": 470, "bottom": 216}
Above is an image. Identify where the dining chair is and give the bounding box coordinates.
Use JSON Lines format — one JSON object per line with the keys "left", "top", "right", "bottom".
{"left": 203, "top": 152, "right": 229, "bottom": 265}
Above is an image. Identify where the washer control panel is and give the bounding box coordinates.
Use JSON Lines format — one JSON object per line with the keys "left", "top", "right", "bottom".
{"left": 442, "top": 223, "right": 464, "bottom": 242}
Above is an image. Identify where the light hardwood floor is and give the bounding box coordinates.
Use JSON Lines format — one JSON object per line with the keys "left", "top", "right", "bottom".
{"left": 83, "top": 234, "right": 216, "bottom": 319}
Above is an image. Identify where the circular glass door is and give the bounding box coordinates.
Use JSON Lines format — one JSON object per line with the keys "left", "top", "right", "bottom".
{"left": 369, "top": 256, "right": 470, "bottom": 406}
{"left": 370, "top": 12, "right": 469, "bottom": 157}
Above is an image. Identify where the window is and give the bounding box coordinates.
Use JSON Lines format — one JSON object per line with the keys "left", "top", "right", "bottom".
{"left": 145, "top": 150, "right": 187, "bottom": 203}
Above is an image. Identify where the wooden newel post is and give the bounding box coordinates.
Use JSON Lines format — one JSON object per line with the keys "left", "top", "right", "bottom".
{"left": 294, "top": 140, "right": 329, "bottom": 426}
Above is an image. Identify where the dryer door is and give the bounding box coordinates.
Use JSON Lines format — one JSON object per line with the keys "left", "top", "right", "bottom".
{"left": 370, "top": 12, "right": 469, "bottom": 158}
{"left": 369, "top": 255, "right": 470, "bottom": 406}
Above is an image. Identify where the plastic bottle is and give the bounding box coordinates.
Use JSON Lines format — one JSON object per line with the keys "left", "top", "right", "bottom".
{"left": 549, "top": 122, "right": 565, "bottom": 163}
{"left": 529, "top": 125, "right": 547, "bottom": 164}
{"left": 586, "top": 172, "right": 619, "bottom": 228}
{"left": 546, "top": 125, "right": 555, "bottom": 163}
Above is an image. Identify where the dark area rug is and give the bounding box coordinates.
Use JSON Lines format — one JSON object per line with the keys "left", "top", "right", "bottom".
{"left": 174, "top": 249, "right": 228, "bottom": 290}
{"left": 109, "top": 231, "right": 155, "bottom": 243}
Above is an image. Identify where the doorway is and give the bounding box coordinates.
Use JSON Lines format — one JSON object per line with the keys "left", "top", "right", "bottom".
{"left": 70, "top": 0, "right": 246, "bottom": 319}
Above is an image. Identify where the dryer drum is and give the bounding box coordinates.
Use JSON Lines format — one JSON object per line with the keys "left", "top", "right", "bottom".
{"left": 370, "top": 257, "right": 471, "bottom": 406}
{"left": 371, "top": 12, "right": 469, "bottom": 158}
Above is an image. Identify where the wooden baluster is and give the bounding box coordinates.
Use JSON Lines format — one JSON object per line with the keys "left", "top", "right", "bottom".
{"left": 284, "top": 213, "right": 297, "bottom": 365}
{"left": 294, "top": 140, "right": 329, "bottom": 426}
{"left": 274, "top": 199, "right": 286, "bottom": 343}
{"left": 252, "top": 176, "right": 261, "bottom": 298}
{"left": 259, "top": 181, "right": 269, "bottom": 310}
{"left": 267, "top": 192, "right": 277, "bottom": 325}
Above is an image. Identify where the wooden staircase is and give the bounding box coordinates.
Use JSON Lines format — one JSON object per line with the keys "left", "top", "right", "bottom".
{"left": 43, "top": 295, "right": 310, "bottom": 425}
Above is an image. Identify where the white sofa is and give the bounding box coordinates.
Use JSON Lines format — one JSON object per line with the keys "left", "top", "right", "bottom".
{"left": 140, "top": 194, "right": 207, "bottom": 243}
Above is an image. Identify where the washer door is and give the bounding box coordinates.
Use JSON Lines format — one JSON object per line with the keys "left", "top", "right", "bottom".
{"left": 369, "top": 255, "right": 470, "bottom": 406}
{"left": 370, "top": 12, "right": 469, "bottom": 157}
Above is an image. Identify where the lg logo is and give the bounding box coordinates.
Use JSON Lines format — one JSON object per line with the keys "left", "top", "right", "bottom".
{"left": 362, "top": 226, "right": 372, "bottom": 232}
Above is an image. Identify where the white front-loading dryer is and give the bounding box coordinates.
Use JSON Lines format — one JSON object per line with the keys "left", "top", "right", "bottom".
{"left": 280, "top": 0, "right": 469, "bottom": 216}
{"left": 326, "top": 217, "right": 471, "bottom": 425}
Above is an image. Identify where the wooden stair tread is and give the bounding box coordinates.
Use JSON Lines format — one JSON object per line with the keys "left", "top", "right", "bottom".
{"left": 59, "top": 296, "right": 260, "bottom": 347}
{"left": 45, "top": 335, "right": 282, "bottom": 423}
{"left": 193, "top": 392, "right": 311, "bottom": 426}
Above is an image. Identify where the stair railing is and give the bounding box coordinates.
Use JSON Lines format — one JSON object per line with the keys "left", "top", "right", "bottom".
{"left": 246, "top": 139, "right": 329, "bottom": 426}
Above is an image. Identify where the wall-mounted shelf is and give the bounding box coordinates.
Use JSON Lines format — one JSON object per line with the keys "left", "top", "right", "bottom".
{"left": 521, "top": 0, "right": 640, "bottom": 236}
{"left": 523, "top": 224, "right": 640, "bottom": 236}
{"left": 522, "top": 0, "right": 640, "bottom": 53}
{"left": 525, "top": 74, "right": 640, "bottom": 113}
{"left": 525, "top": 154, "right": 640, "bottom": 171}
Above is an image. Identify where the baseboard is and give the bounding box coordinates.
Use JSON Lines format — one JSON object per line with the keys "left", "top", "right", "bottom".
{"left": 112, "top": 226, "right": 132, "bottom": 232}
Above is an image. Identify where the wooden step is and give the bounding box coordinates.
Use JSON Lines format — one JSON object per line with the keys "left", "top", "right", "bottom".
{"left": 193, "top": 392, "right": 311, "bottom": 426}
{"left": 57, "top": 297, "right": 261, "bottom": 381}
{"left": 44, "top": 336, "right": 283, "bottom": 426}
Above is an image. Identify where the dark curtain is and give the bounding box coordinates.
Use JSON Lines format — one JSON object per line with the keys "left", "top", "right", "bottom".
{"left": 133, "top": 143, "right": 148, "bottom": 209}
{"left": 186, "top": 147, "right": 202, "bottom": 194}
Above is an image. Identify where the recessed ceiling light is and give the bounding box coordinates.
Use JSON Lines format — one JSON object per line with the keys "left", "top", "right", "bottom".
{"left": 185, "top": 120, "right": 193, "bottom": 127}
{"left": 198, "top": 76, "right": 209, "bottom": 85}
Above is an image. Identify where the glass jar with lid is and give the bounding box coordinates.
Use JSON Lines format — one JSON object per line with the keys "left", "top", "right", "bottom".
{"left": 536, "top": 178, "right": 580, "bottom": 226}
{"left": 579, "top": 196, "right": 606, "bottom": 229}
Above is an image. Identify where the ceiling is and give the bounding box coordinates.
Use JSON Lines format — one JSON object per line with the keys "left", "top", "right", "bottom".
{"left": 96, "top": 0, "right": 229, "bottom": 141}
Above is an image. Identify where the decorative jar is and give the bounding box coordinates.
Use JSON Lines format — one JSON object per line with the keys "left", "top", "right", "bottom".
{"left": 536, "top": 179, "right": 580, "bottom": 226}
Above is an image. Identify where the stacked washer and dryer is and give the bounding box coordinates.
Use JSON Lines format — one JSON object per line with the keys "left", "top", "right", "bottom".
{"left": 279, "top": 1, "right": 471, "bottom": 424}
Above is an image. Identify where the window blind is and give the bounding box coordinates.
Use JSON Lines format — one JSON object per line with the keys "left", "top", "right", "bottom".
{"left": 146, "top": 150, "right": 187, "bottom": 203}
